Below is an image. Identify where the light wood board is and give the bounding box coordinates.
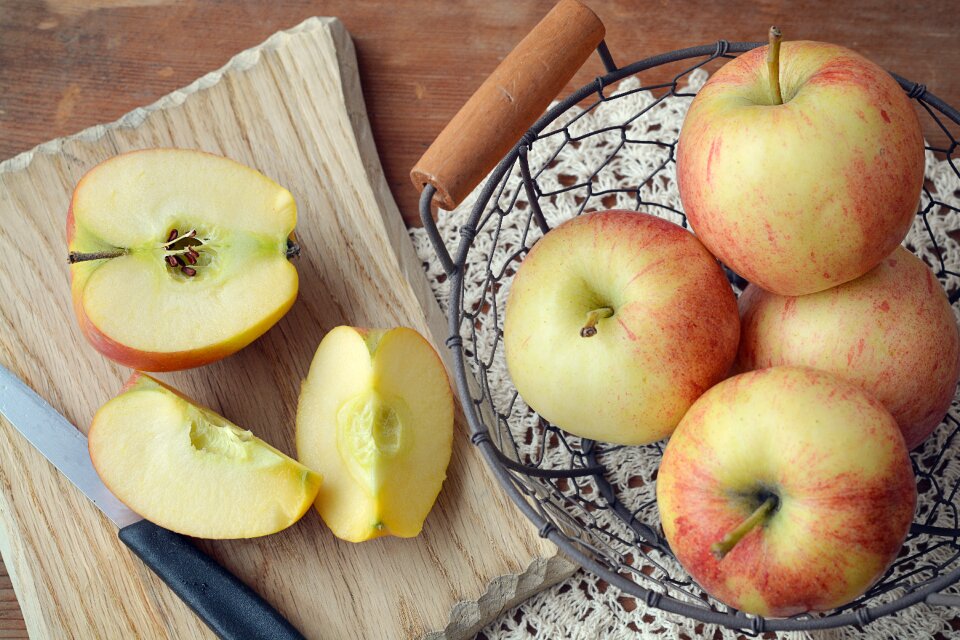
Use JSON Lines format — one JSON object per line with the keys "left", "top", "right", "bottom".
{"left": 0, "top": 17, "right": 574, "bottom": 639}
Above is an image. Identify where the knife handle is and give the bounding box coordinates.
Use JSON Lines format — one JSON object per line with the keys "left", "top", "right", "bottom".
{"left": 118, "top": 520, "right": 305, "bottom": 640}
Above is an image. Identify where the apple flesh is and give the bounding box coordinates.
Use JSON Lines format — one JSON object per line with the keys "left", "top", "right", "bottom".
{"left": 738, "top": 246, "right": 960, "bottom": 449}
{"left": 504, "top": 210, "right": 739, "bottom": 445}
{"left": 677, "top": 40, "right": 924, "bottom": 296}
{"left": 68, "top": 148, "right": 299, "bottom": 371}
{"left": 89, "top": 372, "right": 322, "bottom": 539}
{"left": 657, "top": 366, "right": 916, "bottom": 617}
{"left": 296, "top": 326, "right": 453, "bottom": 542}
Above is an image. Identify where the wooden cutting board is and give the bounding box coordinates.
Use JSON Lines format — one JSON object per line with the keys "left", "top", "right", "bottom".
{"left": 0, "top": 17, "right": 575, "bottom": 639}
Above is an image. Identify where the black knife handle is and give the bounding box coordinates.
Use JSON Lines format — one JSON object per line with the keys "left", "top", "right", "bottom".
{"left": 118, "top": 520, "right": 305, "bottom": 640}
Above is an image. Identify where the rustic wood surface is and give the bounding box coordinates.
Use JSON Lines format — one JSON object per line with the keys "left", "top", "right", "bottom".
{"left": 3, "top": 2, "right": 960, "bottom": 638}
{"left": 0, "top": 17, "right": 573, "bottom": 640}
{"left": 2, "top": 0, "right": 959, "bottom": 227}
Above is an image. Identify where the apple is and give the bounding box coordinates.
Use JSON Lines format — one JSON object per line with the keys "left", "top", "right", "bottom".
{"left": 89, "top": 372, "right": 322, "bottom": 539}
{"left": 296, "top": 326, "right": 453, "bottom": 542}
{"left": 738, "top": 246, "right": 960, "bottom": 449}
{"left": 68, "top": 148, "right": 299, "bottom": 371}
{"left": 503, "top": 210, "right": 739, "bottom": 446}
{"left": 677, "top": 30, "right": 924, "bottom": 296}
{"left": 657, "top": 366, "right": 916, "bottom": 617}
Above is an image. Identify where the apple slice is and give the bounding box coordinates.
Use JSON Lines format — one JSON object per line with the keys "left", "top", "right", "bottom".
{"left": 89, "top": 372, "right": 322, "bottom": 539}
{"left": 296, "top": 326, "right": 453, "bottom": 542}
{"left": 68, "top": 148, "right": 299, "bottom": 371}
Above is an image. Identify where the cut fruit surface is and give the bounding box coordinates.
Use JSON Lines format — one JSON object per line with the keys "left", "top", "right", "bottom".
{"left": 68, "top": 148, "right": 299, "bottom": 371}
{"left": 296, "top": 326, "right": 454, "bottom": 542}
{"left": 89, "top": 373, "right": 322, "bottom": 539}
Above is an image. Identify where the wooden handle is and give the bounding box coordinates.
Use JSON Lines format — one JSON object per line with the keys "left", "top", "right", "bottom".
{"left": 411, "top": 0, "right": 605, "bottom": 211}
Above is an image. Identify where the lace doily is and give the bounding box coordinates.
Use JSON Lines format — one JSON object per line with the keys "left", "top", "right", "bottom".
{"left": 409, "top": 69, "right": 960, "bottom": 640}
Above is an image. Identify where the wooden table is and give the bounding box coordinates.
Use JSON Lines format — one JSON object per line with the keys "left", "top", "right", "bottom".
{"left": 2, "top": 1, "right": 959, "bottom": 637}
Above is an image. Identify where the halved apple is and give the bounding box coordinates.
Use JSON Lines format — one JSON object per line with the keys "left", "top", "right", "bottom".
{"left": 89, "top": 372, "right": 322, "bottom": 539}
{"left": 67, "top": 148, "right": 299, "bottom": 371}
{"left": 296, "top": 326, "right": 454, "bottom": 542}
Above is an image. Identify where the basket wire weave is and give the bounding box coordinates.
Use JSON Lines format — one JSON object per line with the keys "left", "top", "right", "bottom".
{"left": 418, "top": 40, "right": 960, "bottom": 633}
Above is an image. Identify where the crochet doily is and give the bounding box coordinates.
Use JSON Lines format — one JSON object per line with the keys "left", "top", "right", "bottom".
{"left": 409, "top": 68, "right": 960, "bottom": 640}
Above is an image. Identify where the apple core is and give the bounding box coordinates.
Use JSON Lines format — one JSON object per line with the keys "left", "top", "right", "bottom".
{"left": 337, "top": 390, "right": 407, "bottom": 494}
{"left": 188, "top": 414, "right": 255, "bottom": 460}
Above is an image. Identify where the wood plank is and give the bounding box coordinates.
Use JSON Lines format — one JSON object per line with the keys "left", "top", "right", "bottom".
{"left": 1, "top": 1, "right": 958, "bottom": 225}
{"left": 0, "top": 558, "right": 27, "bottom": 640}
{"left": 0, "top": 17, "right": 573, "bottom": 639}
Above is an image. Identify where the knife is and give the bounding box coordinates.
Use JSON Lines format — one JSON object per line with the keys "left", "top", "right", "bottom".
{"left": 0, "top": 364, "right": 306, "bottom": 640}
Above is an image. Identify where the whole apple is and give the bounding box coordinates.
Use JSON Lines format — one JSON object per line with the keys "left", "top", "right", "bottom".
{"left": 738, "top": 246, "right": 960, "bottom": 450}
{"left": 677, "top": 37, "right": 924, "bottom": 296}
{"left": 504, "top": 210, "right": 739, "bottom": 445}
{"left": 657, "top": 366, "right": 916, "bottom": 617}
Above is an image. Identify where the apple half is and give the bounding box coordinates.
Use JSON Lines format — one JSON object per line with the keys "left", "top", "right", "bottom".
{"left": 89, "top": 373, "right": 322, "bottom": 539}
{"left": 296, "top": 326, "right": 454, "bottom": 542}
{"left": 68, "top": 148, "right": 299, "bottom": 371}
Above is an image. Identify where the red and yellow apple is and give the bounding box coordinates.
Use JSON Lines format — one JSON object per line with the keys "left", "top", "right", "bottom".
{"left": 68, "top": 148, "right": 299, "bottom": 371}
{"left": 503, "top": 210, "right": 739, "bottom": 445}
{"left": 738, "top": 247, "right": 960, "bottom": 449}
{"left": 657, "top": 366, "right": 916, "bottom": 617}
{"left": 296, "top": 326, "right": 453, "bottom": 543}
{"left": 89, "top": 372, "right": 322, "bottom": 539}
{"left": 677, "top": 36, "right": 924, "bottom": 296}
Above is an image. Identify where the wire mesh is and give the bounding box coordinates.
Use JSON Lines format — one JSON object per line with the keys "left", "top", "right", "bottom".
{"left": 422, "top": 41, "right": 960, "bottom": 633}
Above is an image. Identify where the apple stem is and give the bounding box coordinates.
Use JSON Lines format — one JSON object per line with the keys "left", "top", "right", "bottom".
{"left": 710, "top": 496, "right": 777, "bottom": 561}
{"left": 580, "top": 307, "right": 614, "bottom": 338}
{"left": 767, "top": 26, "right": 784, "bottom": 105}
{"left": 67, "top": 249, "right": 128, "bottom": 264}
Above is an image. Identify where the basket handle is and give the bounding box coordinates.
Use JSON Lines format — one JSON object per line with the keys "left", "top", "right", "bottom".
{"left": 410, "top": 0, "right": 605, "bottom": 213}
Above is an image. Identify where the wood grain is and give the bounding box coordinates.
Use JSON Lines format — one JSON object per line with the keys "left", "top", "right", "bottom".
{"left": 0, "top": 17, "right": 573, "bottom": 639}
{"left": 1, "top": 1, "right": 959, "bottom": 226}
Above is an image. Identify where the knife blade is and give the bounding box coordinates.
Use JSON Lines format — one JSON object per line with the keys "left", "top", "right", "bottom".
{"left": 0, "top": 363, "right": 306, "bottom": 640}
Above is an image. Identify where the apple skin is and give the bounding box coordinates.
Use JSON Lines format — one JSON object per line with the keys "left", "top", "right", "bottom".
{"left": 677, "top": 41, "right": 924, "bottom": 296}
{"left": 66, "top": 149, "right": 298, "bottom": 371}
{"left": 738, "top": 247, "right": 960, "bottom": 449}
{"left": 504, "top": 210, "right": 739, "bottom": 445}
{"left": 657, "top": 366, "right": 916, "bottom": 617}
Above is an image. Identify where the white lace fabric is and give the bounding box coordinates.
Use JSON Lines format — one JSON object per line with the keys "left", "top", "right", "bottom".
{"left": 410, "top": 69, "right": 960, "bottom": 640}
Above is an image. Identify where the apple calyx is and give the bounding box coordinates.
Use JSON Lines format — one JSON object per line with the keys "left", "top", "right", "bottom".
{"left": 767, "top": 26, "right": 784, "bottom": 105}
{"left": 710, "top": 494, "right": 778, "bottom": 560}
{"left": 580, "top": 306, "right": 614, "bottom": 338}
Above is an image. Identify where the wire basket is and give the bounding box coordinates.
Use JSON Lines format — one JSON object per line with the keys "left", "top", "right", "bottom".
{"left": 414, "top": 4, "right": 960, "bottom": 634}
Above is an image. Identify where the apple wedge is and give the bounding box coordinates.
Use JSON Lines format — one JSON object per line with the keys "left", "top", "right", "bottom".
{"left": 296, "top": 326, "right": 454, "bottom": 543}
{"left": 68, "top": 148, "right": 299, "bottom": 371}
{"left": 89, "top": 372, "right": 321, "bottom": 539}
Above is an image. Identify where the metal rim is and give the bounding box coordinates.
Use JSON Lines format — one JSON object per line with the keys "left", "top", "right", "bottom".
{"left": 419, "top": 40, "right": 960, "bottom": 633}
